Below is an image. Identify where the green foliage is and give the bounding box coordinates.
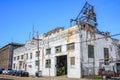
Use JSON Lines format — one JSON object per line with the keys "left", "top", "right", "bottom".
{"left": 57, "top": 66, "right": 65, "bottom": 76}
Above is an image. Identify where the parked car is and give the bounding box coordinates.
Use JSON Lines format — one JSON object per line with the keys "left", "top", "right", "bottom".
{"left": 8, "top": 69, "right": 17, "bottom": 75}
{"left": 0, "top": 68, "right": 5, "bottom": 74}
{"left": 16, "top": 70, "right": 29, "bottom": 77}
{"left": 2, "top": 69, "right": 12, "bottom": 75}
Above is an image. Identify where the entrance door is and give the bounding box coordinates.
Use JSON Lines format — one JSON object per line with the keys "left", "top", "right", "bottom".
{"left": 116, "top": 63, "right": 120, "bottom": 74}
{"left": 19, "top": 61, "right": 22, "bottom": 70}
{"left": 56, "top": 55, "right": 67, "bottom": 76}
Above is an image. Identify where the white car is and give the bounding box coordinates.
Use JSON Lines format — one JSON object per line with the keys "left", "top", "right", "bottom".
{"left": 2, "top": 69, "right": 12, "bottom": 75}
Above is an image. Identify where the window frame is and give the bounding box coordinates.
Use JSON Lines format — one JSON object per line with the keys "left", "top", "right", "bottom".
{"left": 45, "top": 59, "right": 51, "bottom": 68}
{"left": 55, "top": 46, "right": 61, "bottom": 53}
{"left": 13, "top": 63, "right": 15, "bottom": 69}
{"left": 104, "top": 48, "right": 109, "bottom": 65}
{"left": 14, "top": 57, "right": 16, "bottom": 61}
{"left": 88, "top": 45, "right": 94, "bottom": 58}
{"left": 70, "top": 57, "right": 75, "bottom": 65}
{"left": 67, "top": 43, "right": 75, "bottom": 51}
{"left": 21, "top": 55, "right": 24, "bottom": 60}
{"left": 46, "top": 48, "right": 51, "bottom": 55}
{"left": 17, "top": 56, "right": 19, "bottom": 60}
{"left": 26, "top": 53, "right": 28, "bottom": 60}
{"left": 35, "top": 60, "right": 38, "bottom": 66}
{"left": 30, "top": 53, "right": 32, "bottom": 59}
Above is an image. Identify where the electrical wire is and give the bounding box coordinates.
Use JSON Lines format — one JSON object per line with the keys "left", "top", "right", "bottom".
{"left": 80, "top": 33, "right": 120, "bottom": 43}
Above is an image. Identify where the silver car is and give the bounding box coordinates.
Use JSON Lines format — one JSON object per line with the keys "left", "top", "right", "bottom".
{"left": 2, "top": 69, "right": 12, "bottom": 75}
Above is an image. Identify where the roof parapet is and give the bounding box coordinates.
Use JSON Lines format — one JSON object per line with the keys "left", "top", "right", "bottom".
{"left": 44, "top": 27, "right": 64, "bottom": 37}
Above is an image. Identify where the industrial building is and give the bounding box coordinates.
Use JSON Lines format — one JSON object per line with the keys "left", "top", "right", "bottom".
{"left": 13, "top": 26, "right": 120, "bottom": 78}
{"left": 12, "top": 2, "right": 120, "bottom": 78}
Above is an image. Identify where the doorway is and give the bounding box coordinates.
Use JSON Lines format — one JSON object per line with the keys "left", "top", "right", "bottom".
{"left": 116, "top": 63, "right": 120, "bottom": 74}
{"left": 56, "top": 55, "right": 67, "bottom": 76}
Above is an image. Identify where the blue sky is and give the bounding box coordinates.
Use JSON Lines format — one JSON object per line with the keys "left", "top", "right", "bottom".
{"left": 0, "top": 0, "right": 120, "bottom": 47}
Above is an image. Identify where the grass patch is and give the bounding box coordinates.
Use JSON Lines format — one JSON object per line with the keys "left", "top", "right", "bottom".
{"left": 92, "top": 77, "right": 102, "bottom": 80}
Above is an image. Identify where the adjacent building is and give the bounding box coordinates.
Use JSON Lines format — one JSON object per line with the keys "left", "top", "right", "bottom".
{"left": 0, "top": 42, "right": 24, "bottom": 69}
{"left": 13, "top": 40, "right": 40, "bottom": 76}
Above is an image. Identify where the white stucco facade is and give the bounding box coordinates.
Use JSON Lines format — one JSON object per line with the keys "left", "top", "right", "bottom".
{"left": 13, "top": 25, "right": 120, "bottom": 78}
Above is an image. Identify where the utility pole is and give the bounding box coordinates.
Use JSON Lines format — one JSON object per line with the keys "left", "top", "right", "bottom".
{"left": 33, "top": 30, "right": 42, "bottom": 75}
{"left": 37, "top": 31, "right": 40, "bottom": 72}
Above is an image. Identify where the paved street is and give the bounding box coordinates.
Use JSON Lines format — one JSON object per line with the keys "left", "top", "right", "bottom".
{"left": 0, "top": 75, "right": 88, "bottom": 80}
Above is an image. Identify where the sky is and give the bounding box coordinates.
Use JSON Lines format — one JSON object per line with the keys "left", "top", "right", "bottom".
{"left": 0, "top": 0, "right": 120, "bottom": 47}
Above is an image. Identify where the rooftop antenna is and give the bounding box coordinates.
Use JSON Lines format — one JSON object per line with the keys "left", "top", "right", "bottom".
{"left": 32, "top": 25, "right": 35, "bottom": 39}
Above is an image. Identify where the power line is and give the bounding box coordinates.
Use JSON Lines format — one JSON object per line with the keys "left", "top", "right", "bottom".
{"left": 14, "top": 33, "right": 120, "bottom": 56}
{"left": 80, "top": 33, "right": 120, "bottom": 43}
{"left": 42, "top": 33, "right": 120, "bottom": 49}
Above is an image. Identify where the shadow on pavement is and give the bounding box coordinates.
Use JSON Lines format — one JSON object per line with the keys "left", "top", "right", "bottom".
{"left": 0, "top": 78, "right": 14, "bottom": 80}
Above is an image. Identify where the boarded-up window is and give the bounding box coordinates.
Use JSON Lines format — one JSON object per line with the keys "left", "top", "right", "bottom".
{"left": 46, "top": 48, "right": 51, "bottom": 55}
{"left": 45, "top": 59, "right": 51, "bottom": 68}
{"left": 88, "top": 45, "right": 94, "bottom": 58}
{"left": 104, "top": 48, "right": 109, "bottom": 65}
{"left": 67, "top": 43, "right": 75, "bottom": 50}
{"left": 71, "top": 57, "right": 75, "bottom": 65}
{"left": 55, "top": 46, "right": 61, "bottom": 53}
